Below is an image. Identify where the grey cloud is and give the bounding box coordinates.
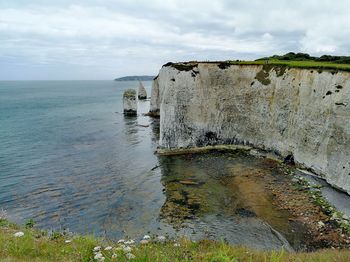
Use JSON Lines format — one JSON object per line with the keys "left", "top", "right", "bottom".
{"left": 0, "top": 0, "right": 349, "bottom": 80}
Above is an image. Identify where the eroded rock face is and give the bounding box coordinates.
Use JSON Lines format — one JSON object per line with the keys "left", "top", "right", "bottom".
{"left": 138, "top": 81, "right": 147, "bottom": 99}
{"left": 150, "top": 63, "right": 350, "bottom": 194}
{"left": 123, "top": 89, "right": 137, "bottom": 115}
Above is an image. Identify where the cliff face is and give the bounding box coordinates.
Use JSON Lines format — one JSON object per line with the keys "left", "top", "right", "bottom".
{"left": 150, "top": 63, "right": 350, "bottom": 194}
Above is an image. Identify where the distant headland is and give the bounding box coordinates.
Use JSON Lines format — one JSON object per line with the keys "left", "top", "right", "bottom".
{"left": 114, "top": 75, "right": 156, "bottom": 81}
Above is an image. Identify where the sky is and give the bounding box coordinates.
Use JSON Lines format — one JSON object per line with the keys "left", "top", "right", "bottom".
{"left": 0, "top": 0, "right": 349, "bottom": 80}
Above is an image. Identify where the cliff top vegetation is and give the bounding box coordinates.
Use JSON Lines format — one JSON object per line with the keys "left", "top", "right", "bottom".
{"left": 164, "top": 53, "right": 350, "bottom": 72}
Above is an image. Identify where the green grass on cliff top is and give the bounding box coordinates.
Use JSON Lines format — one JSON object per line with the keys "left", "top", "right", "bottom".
{"left": 234, "top": 59, "right": 350, "bottom": 71}
{"left": 1, "top": 219, "right": 350, "bottom": 262}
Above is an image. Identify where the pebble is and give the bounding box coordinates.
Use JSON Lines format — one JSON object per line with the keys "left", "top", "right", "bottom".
{"left": 317, "top": 221, "right": 325, "bottom": 228}
{"left": 104, "top": 246, "right": 112, "bottom": 251}
{"left": 117, "top": 239, "right": 125, "bottom": 244}
{"left": 65, "top": 240, "right": 72, "bottom": 243}
{"left": 143, "top": 235, "right": 151, "bottom": 240}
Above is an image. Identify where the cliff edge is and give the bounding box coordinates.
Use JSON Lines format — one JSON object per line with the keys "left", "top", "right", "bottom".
{"left": 150, "top": 62, "right": 350, "bottom": 194}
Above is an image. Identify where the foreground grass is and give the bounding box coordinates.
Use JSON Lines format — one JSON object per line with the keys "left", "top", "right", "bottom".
{"left": 1, "top": 220, "right": 350, "bottom": 261}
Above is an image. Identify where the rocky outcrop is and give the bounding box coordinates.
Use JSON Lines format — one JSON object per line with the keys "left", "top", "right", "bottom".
{"left": 138, "top": 81, "right": 147, "bottom": 100}
{"left": 123, "top": 89, "right": 137, "bottom": 115}
{"left": 150, "top": 62, "right": 350, "bottom": 194}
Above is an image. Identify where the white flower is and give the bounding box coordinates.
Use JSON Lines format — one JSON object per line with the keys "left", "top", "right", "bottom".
{"left": 93, "top": 246, "right": 101, "bottom": 252}
{"left": 125, "top": 240, "right": 135, "bottom": 245}
{"left": 112, "top": 253, "right": 118, "bottom": 259}
{"left": 125, "top": 253, "right": 135, "bottom": 260}
{"left": 140, "top": 239, "right": 149, "bottom": 245}
{"left": 157, "top": 235, "right": 166, "bottom": 242}
{"left": 117, "top": 239, "right": 125, "bottom": 244}
{"left": 14, "top": 232, "right": 24, "bottom": 237}
{"left": 123, "top": 246, "right": 132, "bottom": 253}
{"left": 104, "top": 246, "right": 112, "bottom": 251}
{"left": 94, "top": 252, "right": 105, "bottom": 261}
{"left": 143, "top": 235, "right": 151, "bottom": 240}
{"left": 65, "top": 240, "right": 72, "bottom": 243}
{"left": 116, "top": 244, "right": 125, "bottom": 250}
{"left": 174, "top": 243, "right": 180, "bottom": 247}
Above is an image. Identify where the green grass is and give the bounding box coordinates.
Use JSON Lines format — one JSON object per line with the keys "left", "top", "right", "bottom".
{"left": 227, "top": 59, "right": 350, "bottom": 72}
{"left": 168, "top": 59, "right": 350, "bottom": 72}
{"left": 1, "top": 219, "right": 350, "bottom": 261}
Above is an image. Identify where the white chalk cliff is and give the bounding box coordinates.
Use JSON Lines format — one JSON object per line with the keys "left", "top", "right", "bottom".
{"left": 150, "top": 62, "right": 350, "bottom": 194}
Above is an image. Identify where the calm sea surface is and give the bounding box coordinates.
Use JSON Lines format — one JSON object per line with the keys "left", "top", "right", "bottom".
{"left": 0, "top": 80, "right": 307, "bottom": 250}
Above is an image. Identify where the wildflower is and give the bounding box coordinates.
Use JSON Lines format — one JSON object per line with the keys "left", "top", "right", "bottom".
{"left": 14, "top": 232, "right": 24, "bottom": 237}
{"left": 143, "top": 235, "right": 151, "bottom": 240}
{"left": 125, "top": 239, "right": 135, "bottom": 245}
{"left": 104, "top": 246, "right": 112, "bottom": 251}
{"left": 93, "top": 246, "right": 101, "bottom": 252}
{"left": 123, "top": 246, "right": 132, "bottom": 253}
{"left": 157, "top": 235, "right": 166, "bottom": 242}
{"left": 117, "top": 239, "right": 125, "bottom": 244}
{"left": 65, "top": 240, "right": 72, "bottom": 243}
{"left": 140, "top": 239, "right": 149, "bottom": 245}
{"left": 94, "top": 252, "right": 105, "bottom": 261}
{"left": 125, "top": 253, "right": 135, "bottom": 260}
{"left": 112, "top": 253, "right": 118, "bottom": 259}
{"left": 116, "top": 244, "right": 125, "bottom": 250}
{"left": 174, "top": 243, "right": 180, "bottom": 247}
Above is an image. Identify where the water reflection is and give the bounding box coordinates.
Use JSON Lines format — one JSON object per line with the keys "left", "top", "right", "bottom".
{"left": 123, "top": 115, "right": 139, "bottom": 145}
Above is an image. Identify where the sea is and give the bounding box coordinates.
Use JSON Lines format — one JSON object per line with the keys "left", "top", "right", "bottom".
{"left": 0, "top": 80, "right": 308, "bottom": 250}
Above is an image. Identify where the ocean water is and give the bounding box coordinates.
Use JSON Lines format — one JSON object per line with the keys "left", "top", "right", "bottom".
{"left": 0, "top": 80, "right": 307, "bottom": 250}
{"left": 0, "top": 80, "right": 161, "bottom": 233}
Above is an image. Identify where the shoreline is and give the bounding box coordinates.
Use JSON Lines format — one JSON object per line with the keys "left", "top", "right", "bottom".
{"left": 156, "top": 146, "right": 350, "bottom": 251}
{"left": 1, "top": 218, "right": 350, "bottom": 261}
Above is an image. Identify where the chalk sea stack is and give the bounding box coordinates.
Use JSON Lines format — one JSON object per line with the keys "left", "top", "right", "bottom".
{"left": 138, "top": 81, "right": 147, "bottom": 99}
{"left": 123, "top": 89, "right": 137, "bottom": 116}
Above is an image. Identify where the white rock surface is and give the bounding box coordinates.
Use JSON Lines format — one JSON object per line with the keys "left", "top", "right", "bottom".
{"left": 150, "top": 62, "right": 350, "bottom": 194}
{"left": 138, "top": 81, "right": 147, "bottom": 99}
{"left": 123, "top": 89, "right": 137, "bottom": 115}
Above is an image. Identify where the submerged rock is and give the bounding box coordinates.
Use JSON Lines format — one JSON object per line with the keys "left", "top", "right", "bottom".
{"left": 138, "top": 81, "right": 147, "bottom": 99}
{"left": 123, "top": 89, "right": 137, "bottom": 116}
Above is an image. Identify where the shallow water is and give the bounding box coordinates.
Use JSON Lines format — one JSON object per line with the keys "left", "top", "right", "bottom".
{"left": 0, "top": 80, "right": 307, "bottom": 250}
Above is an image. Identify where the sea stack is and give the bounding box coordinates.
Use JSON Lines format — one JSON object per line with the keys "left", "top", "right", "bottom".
{"left": 123, "top": 89, "right": 137, "bottom": 116}
{"left": 138, "top": 81, "right": 147, "bottom": 100}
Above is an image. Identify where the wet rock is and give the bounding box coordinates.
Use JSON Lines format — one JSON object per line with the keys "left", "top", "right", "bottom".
{"left": 235, "top": 208, "right": 257, "bottom": 218}
{"left": 123, "top": 89, "right": 137, "bottom": 116}
{"left": 179, "top": 180, "right": 200, "bottom": 185}
{"left": 138, "top": 81, "right": 147, "bottom": 99}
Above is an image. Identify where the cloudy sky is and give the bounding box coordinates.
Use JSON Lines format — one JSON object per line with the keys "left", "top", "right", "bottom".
{"left": 0, "top": 0, "right": 349, "bottom": 80}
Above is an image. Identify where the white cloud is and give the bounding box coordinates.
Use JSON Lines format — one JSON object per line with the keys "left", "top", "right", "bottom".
{"left": 0, "top": 0, "right": 349, "bottom": 79}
